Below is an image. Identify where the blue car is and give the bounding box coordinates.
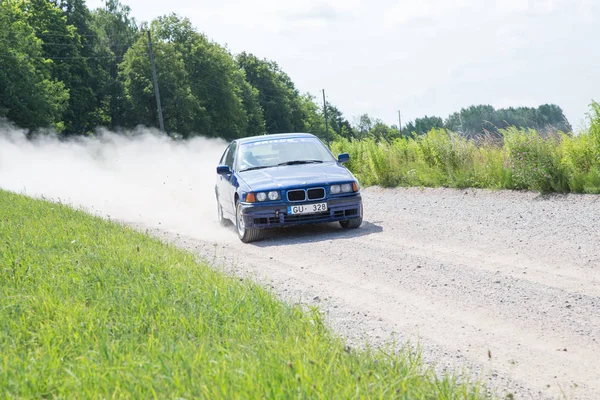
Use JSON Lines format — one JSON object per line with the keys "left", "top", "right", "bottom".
{"left": 215, "top": 132, "right": 363, "bottom": 242}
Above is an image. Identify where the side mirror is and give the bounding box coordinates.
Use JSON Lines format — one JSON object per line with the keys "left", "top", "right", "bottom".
{"left": 216, "top": 165, "right": 231, "bottom": 175}
{"left": 337, "top": 153, "right": 350, "bottom": 163}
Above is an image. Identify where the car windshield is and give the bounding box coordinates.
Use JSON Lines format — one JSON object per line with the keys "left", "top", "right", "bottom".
{"left": 237, "top": 137, "right": 335, "bottom": 172}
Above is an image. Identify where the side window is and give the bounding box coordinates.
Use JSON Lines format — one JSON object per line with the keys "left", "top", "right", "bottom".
{"left": 219, "top": 146, "right": 230, "bottom": 165}
{"left": 225, "top": 142, "right": 237, "bottom": 169}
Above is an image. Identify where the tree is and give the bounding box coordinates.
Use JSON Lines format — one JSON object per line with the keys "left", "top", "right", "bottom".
{"left": 90, "top": 0, "right": 141, "bottom": 128}
{"left": 169, "top": 15, "right": 260, "bottom": 139}
{"left": 120, "top": 33, "right": 207, "bottom": 136}
{"left": 444, "top": 104, "right": 572, "bottom": 138}
{"left": 297, "top": 94, "right": 322, "bottom": 135}
{"left": 402, "top": 115, "right": 444, "bottom": 136}
{"left": 60, "top": 0, "right": 113, "bottom": 133}
{"left": 536, "top": 104, "right": 571, "bottom": 133}
{"left": 0, "top": 0, "right": 69, "bottom": 131}
{"left": 237, "top": 52, "right": 306, "bottom": 134}
{"left": 235, "top": 74, "right": 266, "bottom": 137}
{"left": 120, "top": 14, "right": 264, "bottom": 138}
{"left": 353, "top": 114, "right": 373, "bottom": 139}
{"left": 326, "top": 103, "right": 354, "bottom": 138}
{"left": 370, "top": 120, "right": 400, "bottom": 141}
{"left": 24, "top": 0, "right": 106, "bottom": 134}
{"left": 445, "top": 105, "right": 496, "bottom": 138}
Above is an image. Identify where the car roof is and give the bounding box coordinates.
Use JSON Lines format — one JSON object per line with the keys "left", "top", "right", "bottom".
{"left": 235, "top": 132, "right": 317, "bottom": 145}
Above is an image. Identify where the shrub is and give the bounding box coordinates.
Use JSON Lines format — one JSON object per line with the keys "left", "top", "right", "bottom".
{"left": 330, "top": 102, "right": 600, "bottom": 194}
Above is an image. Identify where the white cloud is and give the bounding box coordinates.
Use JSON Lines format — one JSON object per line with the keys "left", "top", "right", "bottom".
{"left": 282, "top": 0, "right": 363, "bottom": 20}
{"left": 383, "top": 0, "right": 478, "bottom": 26}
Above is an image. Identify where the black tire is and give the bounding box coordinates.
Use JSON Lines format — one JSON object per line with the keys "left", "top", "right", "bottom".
{"left": 217, "top": 197, "right": 230, "bottom": 227}
{"left": 236, "top": 201, "right": 262, "bottom": 243}
{"left": 340, "top": 216, "right": 363, "bottom": 229}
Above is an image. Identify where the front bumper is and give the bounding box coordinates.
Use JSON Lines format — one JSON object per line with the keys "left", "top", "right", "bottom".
{"left": 241, "top": 194, "right": 362, "bottom": 229}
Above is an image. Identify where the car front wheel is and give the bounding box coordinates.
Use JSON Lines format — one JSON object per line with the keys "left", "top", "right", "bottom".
{"left": 236, "top": 201, "right": 262, "bottom": 243}
{"left": 340, "top": 203, "right": 363, "bottom": 229}
{"left": 340, "top": 216, "right": 363, "bottom": 229}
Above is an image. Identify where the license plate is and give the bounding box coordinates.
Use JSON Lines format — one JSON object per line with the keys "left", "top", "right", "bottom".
{"left": 287, "top": 203, "right": 328, "bottom": 215}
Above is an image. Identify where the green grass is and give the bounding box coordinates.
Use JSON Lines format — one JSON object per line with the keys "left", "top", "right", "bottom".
{"left": 331, "top": 101, "right": 600, "bottom": 194}
{"left": 0, "top": 190, "right": 489, "bottom": 399}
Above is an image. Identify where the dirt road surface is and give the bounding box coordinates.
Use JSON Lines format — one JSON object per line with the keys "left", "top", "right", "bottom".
{"left": 149, "top": 187, "right": 600, "bottom": 400}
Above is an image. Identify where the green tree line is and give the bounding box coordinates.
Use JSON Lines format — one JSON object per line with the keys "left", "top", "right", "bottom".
{"left": 0, "top": 0, "right": 346, "bottom": 140}
{"left": 407, "top": 104, "right": 572, "bottom": 139}
{"left": 351, "top": 104, "right": 572, "bottom": 142}
{"left": 0, "top": 0, "right": 572, "bottom": 141}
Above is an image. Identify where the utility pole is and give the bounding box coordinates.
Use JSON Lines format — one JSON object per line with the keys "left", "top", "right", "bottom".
{"left": 147, "top": 30, "right": 165, "bottom": 132}
{"left": 398, "top": 110, "right": 402, "bottom": 133}
{"left": 322, "top": 89, "right": 329, "bottom": 145}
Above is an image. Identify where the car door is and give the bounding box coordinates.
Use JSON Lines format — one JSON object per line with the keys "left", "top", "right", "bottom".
{"left": 218, "top": 141, "right": 237, "bottom": 216}
{"left": 216, "top": 144, "right": 229, "bottom": 204}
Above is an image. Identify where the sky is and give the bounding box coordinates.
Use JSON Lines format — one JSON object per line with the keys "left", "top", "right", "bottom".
{"left": 87, "top": 0, "right": 599, "bottom": 130}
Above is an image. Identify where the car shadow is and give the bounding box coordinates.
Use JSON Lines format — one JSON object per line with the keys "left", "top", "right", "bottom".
{"left": 243, "top": 220, "right": 384, "bottom": 247}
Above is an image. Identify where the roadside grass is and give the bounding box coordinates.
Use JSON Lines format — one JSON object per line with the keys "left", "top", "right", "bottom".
{"left": 332, "top": 101, "right": 600, "bottom": 194}
{"left": 0, "top": 190, "right": 489, "bottom": 399}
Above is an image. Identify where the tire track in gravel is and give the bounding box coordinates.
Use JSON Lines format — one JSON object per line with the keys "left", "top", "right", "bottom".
{"left": 149, "top": 187, "right": 600, "bottom": 400}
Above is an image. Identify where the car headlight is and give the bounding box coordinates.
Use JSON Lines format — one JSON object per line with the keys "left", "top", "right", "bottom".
{"left": 256, "top": 192, "right": 267, "bottom": 202}
{"left": 341, "top": 183, "right": 353, "bottom": 193}
{"left": 268, "top": 191, "right": 280, "bottom": 201}
{"left": 330, "top": 185, "right": 341, "bottom": 194}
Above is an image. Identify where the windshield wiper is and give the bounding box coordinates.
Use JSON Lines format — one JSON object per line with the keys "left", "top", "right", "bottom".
{"left": 277, "top": 160, "right": 323, "bottom": 166}
{"left": 240, "top": 165, "right": 275, "bottom": 172}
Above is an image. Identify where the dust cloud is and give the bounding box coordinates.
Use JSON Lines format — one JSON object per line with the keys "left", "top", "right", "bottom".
{"left": 0, "top": 122, "right": 236, "bottom": 242}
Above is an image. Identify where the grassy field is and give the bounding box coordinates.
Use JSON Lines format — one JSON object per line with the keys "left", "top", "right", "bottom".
{"left": 0, "top": 190, "right": 489, "bottom": 399}
{"left": 332, "top": 102, "right": 600, "bottom": 194}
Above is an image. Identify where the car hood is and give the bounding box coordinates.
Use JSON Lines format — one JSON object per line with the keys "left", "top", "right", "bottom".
{"left": 238, "top": 162, "right": 355, "bottom": 191}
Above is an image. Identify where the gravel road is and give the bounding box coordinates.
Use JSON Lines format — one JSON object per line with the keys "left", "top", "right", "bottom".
{"left": 149, "top": 187, "right": 600, "bottom": 400}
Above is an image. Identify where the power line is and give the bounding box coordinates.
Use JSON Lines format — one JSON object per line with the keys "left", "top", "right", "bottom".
{"left": 34, "top": 31, "right": 115, "bottom": 38}
{"left": 0, "top": 42, "right": 132, "bottom": 54}
{"left": 1, "top": 30, "right": 139, "bottom": 46}
{"left": 0, "top": 53, "right": 117, "bottom": 60}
